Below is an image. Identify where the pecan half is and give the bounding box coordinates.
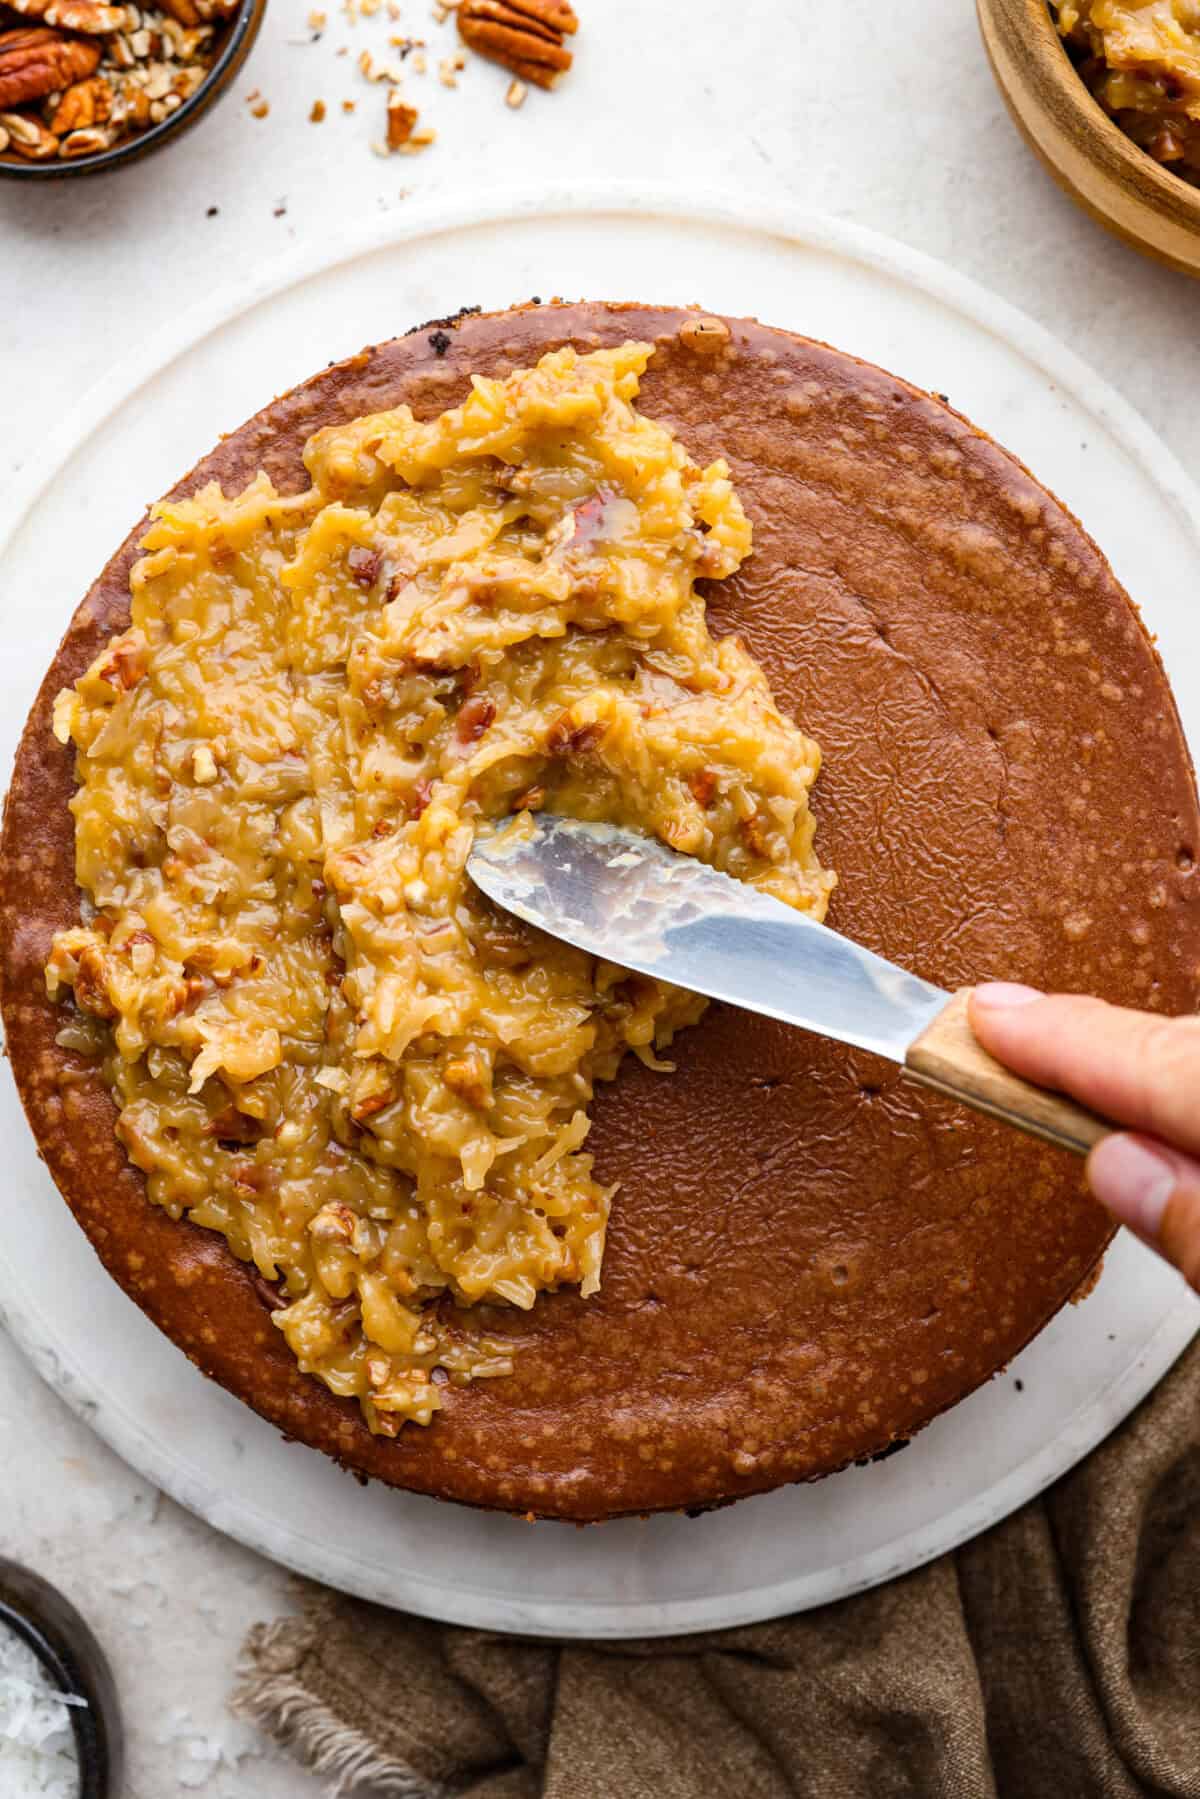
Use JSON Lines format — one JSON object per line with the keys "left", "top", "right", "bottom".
{"left": 46, "top": 0, "right": 126, "bottom": 28}
{"left": 457, "top": 0, "right": 576, "bottom": 88}
{"left": 0, "top": 106, "right": 59, "bottom": 155}
{"left": 6, "top": 0, "right": 127, "bottom": 31}
{"left": 159, "top": 0, "right": 237, "bottom": 23}
{"left": 0, "top": 27, "right": 99, "bottom": 106}
{"left": 50, "top": 73, "right": 112, "bottom": 132}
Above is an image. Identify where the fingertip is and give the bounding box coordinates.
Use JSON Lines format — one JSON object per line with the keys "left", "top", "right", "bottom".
{"left": 1090, "top": 1135, "right": 1200, "bottom": 1292}
{"left": 971, "top": 982, "right": 1043, "bottom": 1012}
{"left": 1087, "top": 1133, "right": 1175, "bottom": 1243}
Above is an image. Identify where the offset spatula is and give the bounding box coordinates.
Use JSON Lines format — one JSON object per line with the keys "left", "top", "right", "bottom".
{"left": 468, "top": 816, "right": 1112, "bottom": 1157}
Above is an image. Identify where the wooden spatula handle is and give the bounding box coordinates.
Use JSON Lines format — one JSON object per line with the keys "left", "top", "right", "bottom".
{"left": 905, "top": 988, "right": 1112, "bottom": 1156}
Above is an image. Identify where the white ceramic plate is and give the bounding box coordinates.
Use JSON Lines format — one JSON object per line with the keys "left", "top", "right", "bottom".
{"left": 1, "top": 187, "right": 1197, "bottom": 1639}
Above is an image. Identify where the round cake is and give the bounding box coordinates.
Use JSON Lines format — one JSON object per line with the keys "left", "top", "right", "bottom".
{"left": 2, "top": 302, "right": 1198, "bottom": 1521}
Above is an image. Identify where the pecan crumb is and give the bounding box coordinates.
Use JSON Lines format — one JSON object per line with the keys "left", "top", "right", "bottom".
{"left": 347, "top": 545, "right": 383, "bottom": 588}
{"left": 407, "top": 777, "right": 434, "bottom": 820}
{"left": 688, "top": 767, "right": 718, "bottom": 807}
{"left": 385, "top": 87, "right": 416, "bottom": 144}
{"left": 546, "top": 711, "right": 604, "bottom": 756}
{"left": 310, "top": 96, "right": 326, "bottom": 120}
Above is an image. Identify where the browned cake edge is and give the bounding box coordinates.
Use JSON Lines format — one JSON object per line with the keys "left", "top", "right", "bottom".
{"left": 1, "top": 299, "right": 1193, "bottom": 1520}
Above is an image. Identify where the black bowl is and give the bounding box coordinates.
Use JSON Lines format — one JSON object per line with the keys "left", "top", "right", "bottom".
{"left": 0, "top": 0, "right": 267, "bottom": 180}
{"left": 0, "top": 1557, "right": 123, "bottom": 1797}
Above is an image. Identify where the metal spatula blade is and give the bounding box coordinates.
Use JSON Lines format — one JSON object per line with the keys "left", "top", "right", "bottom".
{"left": 467, "top": 815, "right": 1111, "bottom": 1157}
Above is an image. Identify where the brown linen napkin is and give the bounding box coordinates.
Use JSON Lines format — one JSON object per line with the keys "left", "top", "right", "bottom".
{"left": 234, "top": 1336, "right": 1200, "bottom": 1798}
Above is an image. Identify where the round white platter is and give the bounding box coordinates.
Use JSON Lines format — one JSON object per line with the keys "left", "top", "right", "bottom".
{"left": 1, "top": 187, "right": 1197, "bottom": 1640}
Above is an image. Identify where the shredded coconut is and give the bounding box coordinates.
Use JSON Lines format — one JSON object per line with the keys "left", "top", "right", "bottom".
{"left": 0, "top": 1620, "right": 84, "bottom": 1798}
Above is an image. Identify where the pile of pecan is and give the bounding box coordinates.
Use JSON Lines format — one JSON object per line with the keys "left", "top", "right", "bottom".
{"left": 0, "top": 0, "right": 236, "bottom": 161}
{"left": 457, "top": 0, "right": 577, "bottom": 90}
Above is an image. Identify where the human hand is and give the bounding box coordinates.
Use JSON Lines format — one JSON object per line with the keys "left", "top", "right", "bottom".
{"left": 968, "top": 984, "right": 1200, "bottom": 1293}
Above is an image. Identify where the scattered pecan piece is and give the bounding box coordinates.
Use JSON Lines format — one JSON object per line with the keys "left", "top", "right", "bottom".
{"left": 0, "top": 28, "right": 99, "bottom": 106}
{"left": 457, "top": 0, "right": 576, "bottom": 89}
{"left": 385, "top": 90, "right": 417, "bottom": 147}
{"left": 50, "top": 73, "right": 112, "bottom": 132}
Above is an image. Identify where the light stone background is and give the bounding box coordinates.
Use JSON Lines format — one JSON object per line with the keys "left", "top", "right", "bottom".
{"left": 2, "top": 2, "right": 1198, "bottom": 1793}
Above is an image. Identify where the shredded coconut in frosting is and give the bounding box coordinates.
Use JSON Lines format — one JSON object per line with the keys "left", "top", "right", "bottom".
{"left": 48, "top": 340, "right": 835, "bottom": 1430}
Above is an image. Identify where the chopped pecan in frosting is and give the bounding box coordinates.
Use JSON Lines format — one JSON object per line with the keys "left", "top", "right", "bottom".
{"left": 48, "top": 339, "right": 835, "bottom": 1431}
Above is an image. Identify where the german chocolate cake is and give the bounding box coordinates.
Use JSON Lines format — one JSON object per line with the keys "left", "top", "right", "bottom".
{"left": 2, "top": 302, "right": 1197, "bottom": 1520}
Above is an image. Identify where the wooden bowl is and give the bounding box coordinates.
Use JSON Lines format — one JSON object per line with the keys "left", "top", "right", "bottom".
{"left": 977, "top": 0, "right": 1200, "bottom": 276}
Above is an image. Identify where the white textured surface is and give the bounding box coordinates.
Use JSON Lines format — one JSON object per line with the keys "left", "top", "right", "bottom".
{"left": 1, "top": 1, "right": 1199, "bottom": 1792}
